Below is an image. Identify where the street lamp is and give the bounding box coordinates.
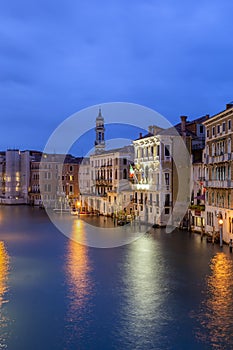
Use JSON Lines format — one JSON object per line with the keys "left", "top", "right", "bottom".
{"left": 76, "top": 200, "right": 81, "bottom": 215}
{"left": 219, "top": 218, "right": 223, "bottom": 248}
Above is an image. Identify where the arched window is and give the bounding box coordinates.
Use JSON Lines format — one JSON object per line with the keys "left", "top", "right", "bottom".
{"left": 145, "top": 166, "right": 149, "bottom": 182}
{"left": 212, "top": 143, "right": 215, "bottom": 156}
{"left": 228, "top": 138, "right": 231, "bottom": 154}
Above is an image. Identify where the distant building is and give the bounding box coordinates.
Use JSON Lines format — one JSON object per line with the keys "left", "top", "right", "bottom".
{"left": 39, "top": 154, "right": 83, "bottom": 209}
{"left": 0, "top": 149, "right": 40, "bottom": 204}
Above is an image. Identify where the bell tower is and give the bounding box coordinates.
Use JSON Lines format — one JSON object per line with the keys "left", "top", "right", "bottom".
{"left": 95, "top": 107, "right": 105, "bottom": 152}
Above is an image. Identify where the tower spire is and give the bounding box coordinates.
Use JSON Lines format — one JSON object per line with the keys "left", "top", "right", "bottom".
{"left": 95, "top": 107, "right": 105, "bottom": 152}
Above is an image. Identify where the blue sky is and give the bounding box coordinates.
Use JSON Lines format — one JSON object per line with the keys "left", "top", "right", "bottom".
{"left": 1, "top": 0, "right": 233, "bottom": 152}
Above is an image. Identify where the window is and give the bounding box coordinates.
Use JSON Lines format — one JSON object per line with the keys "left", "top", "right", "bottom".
{"left": 165, "top": 194, "right": 170, "bottom": 206}
{"left": 229, "top": 120, "right": 232, "bottom": 130}
{"left": 228, "top": 138, "right": 231, "bottom": 154}
{"left": 123, "top": 168, "right": 127, "bottom": 179}
{"left": 217, "top": 124, "right": 220, "bottom": 134}
{"left": 149, "top": 193, "right": 152, "bottom": 205}
{"left": 207, "top": 129, "right": 209, "bottom": 138}
{"left": 123, "top": 158, "right": 127, "bottom": 165}
{"left": 200, "top": 125, "right": 204, "bottom": 133}
{"left": 44, "top": 172, "right": 51, "bottom": 179}
{"left": 212, "top": 143, "right": 215, "bottom": 156}
{"left": 145, "top": 166, "right": 149, "bottom": 181}
{"left": 44, "top": 184, "right": 51, "bottom": 192}
{"left": 165, "top": 173, "right": 170, "bottom": 188}
{"left": 212, "top": 127, "right": 215, "bottom": 137}
{"left": 222, "top": 122, "right": 226, "bottom": 132}
{"left": 165, "top": 145, "right": 170, "bottom": 157}
{"left": 69, "top": 166, "right": 73, "bottom": 172}
{"left": 211, "top": 192, "right": 214, "bottom": 205}
{"left": 165, "top": 208, "right": 170, "bottom": 215}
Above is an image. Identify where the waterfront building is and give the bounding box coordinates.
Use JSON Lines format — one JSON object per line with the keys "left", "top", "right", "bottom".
{"left": 0, "top": 149, "right": 40, "bottom": 204}
{"left": 133, "top": 115, "right": 208, "bottom": 228}
{"left": 87, "top": 145, "right": 134, "bottom": 216}
{"left": 133, "top": 126, "right": 178, "bottom": 226}
{"left": 78, "top": 158, "right": 90, "bottom": 211}
{"left": 29, "top": 152, "right": 42, "bottom": 205}
{"left": 203, "top": 102, "right": 233, "bottom": 243}
{"left": 39, "top": 154, "right": 82, "bottom": 209}
{"left": 177, "top": 115, "right": 208, "bottom": 231}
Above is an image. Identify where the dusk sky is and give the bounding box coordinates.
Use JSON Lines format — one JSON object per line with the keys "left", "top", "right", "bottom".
{"left": 1, "top": 0, "right": 233, "bottom": 152}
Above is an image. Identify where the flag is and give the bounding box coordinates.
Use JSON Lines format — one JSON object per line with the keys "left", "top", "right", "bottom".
{"left": 129, "top": 164, "right": 134, "bottom": 178}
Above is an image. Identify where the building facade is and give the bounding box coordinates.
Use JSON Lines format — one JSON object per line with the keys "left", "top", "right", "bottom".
{"left": 39, "top": 154, "right": 82, "bottom": 209}
{"left": 86, "top": 145, "right": 134, "bottom": 216}
{"left": 203, "top": 103, "right": 233, "bottom": 243}
{"left": 133, "top": 126, "right": 178, "bottom": 226}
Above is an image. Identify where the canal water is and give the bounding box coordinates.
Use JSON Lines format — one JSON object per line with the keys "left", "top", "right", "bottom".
{"left": 0, "top": 206, "right": 233, "bottom": 350}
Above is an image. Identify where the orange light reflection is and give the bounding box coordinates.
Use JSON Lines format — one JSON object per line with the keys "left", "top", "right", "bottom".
{"left": 64, "top": 228, "right": 92, "bottom": 346}
{"left": 196, "top": 252, "right": 233, "bottom": 348}
{"left": 0, "top": 241, "right": 10, "bottom": 349}
{"left": 0, "top": 242, "right": 9, "bottom": 307}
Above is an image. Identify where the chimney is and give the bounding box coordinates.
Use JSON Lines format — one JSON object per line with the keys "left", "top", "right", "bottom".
{"left": 180, "top": 116, "right": 187, "bottom": 134}
{"left": 139, "top": 132, "right": 142, "bottom": 138}
{"left": 226, "top": 102, "right": 233, "bottom": 110}
{"left": 205, "top": 114, "right": 209, "bottom": 120}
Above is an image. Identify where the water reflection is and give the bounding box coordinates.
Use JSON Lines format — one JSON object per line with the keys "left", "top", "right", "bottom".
{"left": 195, "top": 252, "right": 233, "bottom": 349}
{"left": 117, "top": 237, "right": 171, "bottom": 349}
{"left": 0, "top": 241, "right": 10, "bottom": 349}
{"left": 64, "top": 228, "right": 93, "bottom": 348}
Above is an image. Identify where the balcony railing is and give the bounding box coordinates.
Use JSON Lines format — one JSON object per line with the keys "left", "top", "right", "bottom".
{"left": 204, "top": 180, "right": 233, "bottom": 188}
{"left": 205, "top": 153, "right": 233, "bottom": 164}
{"left": 95, "top": 179, "right": 113, "bottom": 186}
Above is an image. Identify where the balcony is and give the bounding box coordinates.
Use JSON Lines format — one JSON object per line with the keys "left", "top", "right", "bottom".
{"left": 204, "top": 180, "right": 233, "bottom": 188}
{"left": 95, "top": 179, "right": 113, "bottom": 186}
{"left": 204, "top": 153, "right": 233, "bottom": 164}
